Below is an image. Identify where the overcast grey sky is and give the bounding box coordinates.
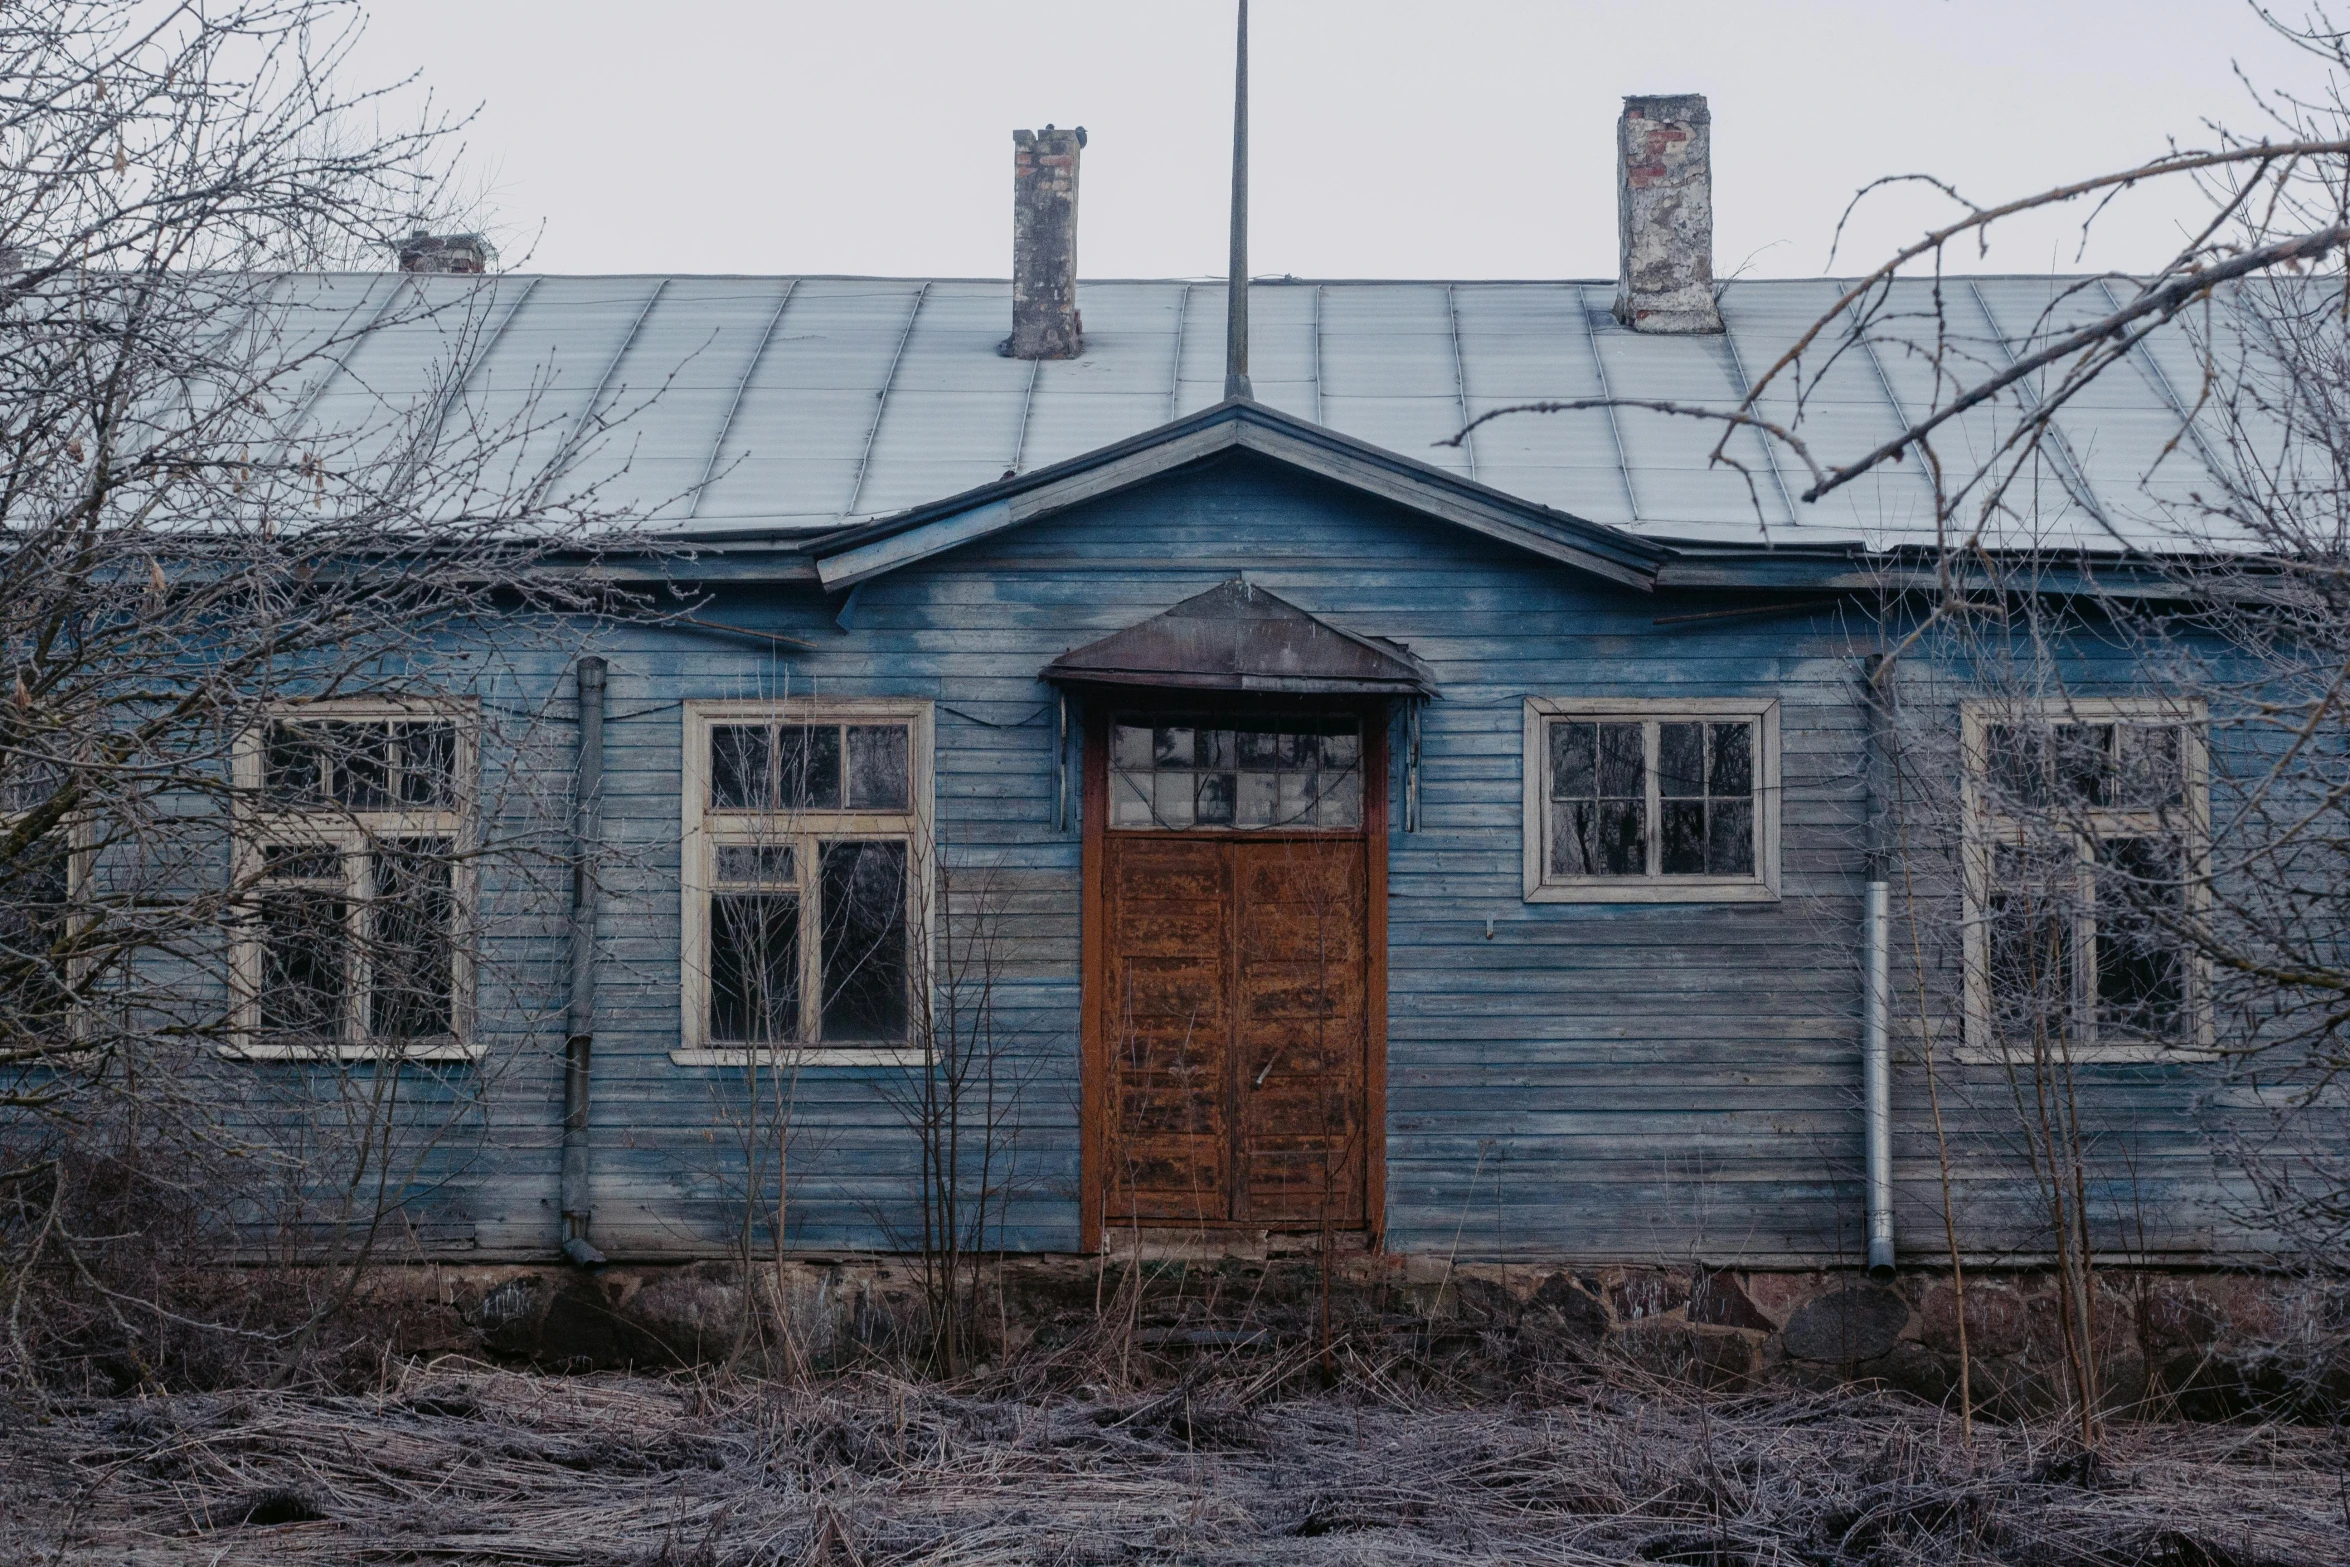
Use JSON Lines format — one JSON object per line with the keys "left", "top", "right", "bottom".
{"left": 348, "top": 1, "right": 2321, "bottom": 280}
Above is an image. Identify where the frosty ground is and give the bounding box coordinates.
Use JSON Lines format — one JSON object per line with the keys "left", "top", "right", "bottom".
{"left": 5, "top": 1355, "right": 2346, "bottom": 1566}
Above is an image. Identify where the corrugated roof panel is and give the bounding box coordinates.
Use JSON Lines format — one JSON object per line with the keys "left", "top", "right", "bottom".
{"left": 228, "top": 271, "right": 2245, "bottom": 553}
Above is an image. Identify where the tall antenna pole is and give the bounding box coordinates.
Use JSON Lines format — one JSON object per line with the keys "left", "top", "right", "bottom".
{"left": 1223, "top": 0, "right": 1253, "bottom": 401}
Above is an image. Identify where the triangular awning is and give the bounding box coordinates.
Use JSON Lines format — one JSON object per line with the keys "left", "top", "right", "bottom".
{"left": 1041, "top": 579, "right": 1436, "bottom": 697}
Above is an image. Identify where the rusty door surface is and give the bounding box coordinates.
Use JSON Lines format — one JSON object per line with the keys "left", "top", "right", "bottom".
{"left": 1101, "top": 834, "right": 1368, "bottom": 1229}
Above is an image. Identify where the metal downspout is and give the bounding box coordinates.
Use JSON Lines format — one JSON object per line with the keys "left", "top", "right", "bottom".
{"left": 560, "top": 656, "right": 608, "bottom": 1268}
{"left": 1862, "top": 654, "right": 1895, "bottom": 1280}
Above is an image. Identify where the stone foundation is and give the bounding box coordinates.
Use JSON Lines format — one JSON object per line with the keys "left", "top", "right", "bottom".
{"left": 356, "top": 1255, "right": 2350, "bottom": 1419}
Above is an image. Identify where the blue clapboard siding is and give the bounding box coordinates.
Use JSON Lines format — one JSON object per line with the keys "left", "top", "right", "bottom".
{"left": 377, "top": 448, "right": 2252, "bottom": 1266}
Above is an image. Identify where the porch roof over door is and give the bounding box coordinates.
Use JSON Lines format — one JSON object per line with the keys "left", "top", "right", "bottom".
{"left": 1041, "top": 579, "right": 1437, "bottom": 698}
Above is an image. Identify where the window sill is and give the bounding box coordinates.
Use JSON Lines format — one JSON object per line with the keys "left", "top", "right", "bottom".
{"left": 1523, "top": 878, "right": 1779, "bottom": 905}
{"left": 670, "top": 1046, "right": 927, "bottom": 1069}
{"left": 224, "top": 1041, "right": 480, "bottom": 1062}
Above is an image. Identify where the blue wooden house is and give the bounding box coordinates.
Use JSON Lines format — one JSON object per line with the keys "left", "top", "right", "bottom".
{"left": 228, "top": 100, "right": 2251, "bottom": 1277}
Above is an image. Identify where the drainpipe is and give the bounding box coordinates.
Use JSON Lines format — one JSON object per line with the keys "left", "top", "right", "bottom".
{"left": 1862, "top": 654, "right": 1895, "bottom": 1280}
{"left": 559, "top": 655, "right": 608, "bottom": 1268}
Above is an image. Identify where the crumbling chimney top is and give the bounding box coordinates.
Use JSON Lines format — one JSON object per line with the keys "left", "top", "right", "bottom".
{"left": 1613, "top": 94, "right": 1721, "bottom": 334}
{"left": 1007, "top": 126, "right": 1085, "bottom": 359}
{"left": 396, "top": 232, "right": 494, "bottom": 275}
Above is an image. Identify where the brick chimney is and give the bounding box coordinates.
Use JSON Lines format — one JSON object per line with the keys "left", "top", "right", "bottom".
{"left": 1613, "top": 95, "right": 1721, "bottom": 334}
{"left": 396, "top": 232, "right": 494, "bottom": 275}
{"left": 1009, "top": 125, "right": 1084, "bottom": 359}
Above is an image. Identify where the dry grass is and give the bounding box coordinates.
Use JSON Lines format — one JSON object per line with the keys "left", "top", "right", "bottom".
{"left": 3, "top": 1352, "right": 2345, "bottom": 1566}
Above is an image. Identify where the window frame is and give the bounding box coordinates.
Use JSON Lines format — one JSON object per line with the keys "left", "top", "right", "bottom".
{"left": 229, "top": 698, "right": 480, "bottom": 1061}
{"left": 677, "top": 698, "right": 934, "bottom": 1068}
{"left": 1959, "top": 696, "right": 2211, "bottom": 1063}
{"left": 1521, "top": 697, "right": 1781, "bottom": 904}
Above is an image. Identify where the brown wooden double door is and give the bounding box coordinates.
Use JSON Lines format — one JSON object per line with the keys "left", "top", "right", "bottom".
{"left": 1100, "top": 834, "right": 1370, "bottom": 1229}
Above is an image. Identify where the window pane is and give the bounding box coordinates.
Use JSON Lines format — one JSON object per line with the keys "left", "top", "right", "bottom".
{"left": 325, "top": 721, "right": 392, "bottom": 811}
{"left": 820, "top": 841, "right": 908, "bottom": 1041}
{"left": 1595, "top": 799, "right": 1646, "bottom": 875}
{"left": 715, "top": 844, "right": 795, "bottom": 885}
{"left": 1196, "top": 771, "right": 1236, "bottom": 825}
{"left": 262, "top": 843, "right": 342, "bottom": 880}
{"left": 1111, "top": 724, "right": 1154, "bottom": 769}
{"left": 0, "top": 838, "right": 72, "bottom": 1029}
{"left": 710, "top": 892, "right": 800, "bottom": 1042}
{"left": 1111, "top": 770, "right": 1154, "bottom": 826}
{"left": 261, "top": 889, "right": 346, "bottom": 1042}
{"left": 2054, "top": 723, "right": 2115, "bottom": 807}
{"left": 1661, "top": 800, "right": 1706, "bottom": 874}
{"left": 1987, "top": 843, "right": 2078, "bottom": 1040}
{"left": 776, "top": 726, "right": 844, "bottom": 810}
{"left": 1597, "top": 723, "right": 1645, "bottom": 798}
{"left": 369, "top": 840, "right": 454, "bottom": 1039}
{"left": 1984, "top": 723, "right": 2045, "bottom": 808}
{"left": 264, "top": 722, "right": 326, "bottom": 807}
{"left": 2096, "top": 837, "right": 2186, "bottom": 1034}
{"left": 846, "top": 725, "right": 911, "bottom": 810}
{"left": 1707, "top": 799, "right": 1756, "bottom": 876}
{"left": 1154, "top": 726, "right": 1197, "bottom": 767}
{"left": 2116, "top": 724, "right": 2185, "bottom": 809}
{"left": 1548, "top": 722, "right": 1595, "bottom": 800}
{"left": 1708, "top": 723, "right": 1753, "bottom": 797}
{"left": 1657, "top": 723, "right": 1706, "bottom": 799}
{"left": 397, "top": 722, "right": 459, "bottom": 808}
{"left": 710, "top": 724, "right": 771, "bottom": 810}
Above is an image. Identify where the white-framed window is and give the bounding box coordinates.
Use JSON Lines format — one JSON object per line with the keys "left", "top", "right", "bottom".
{"left": 677, "top": 699, "right": 933, "bottom": 1067}
{"left": 230, "top": 700, "right": 478, "bottom": 1059}
{"left": 0, "top": 753, "right": 83, "bottom": 1037}
{"left": 1521, "top": 698, "right": 1781, "bottom": 903}
{"left": 1961, "top": 698, "right": 2209, "bottom": 1061}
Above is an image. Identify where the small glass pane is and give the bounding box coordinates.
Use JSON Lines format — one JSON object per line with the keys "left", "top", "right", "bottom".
{"left": 2116, "top": 724, "right": 2185, "bottom": 809}
{"left": 1111, "top": 770, "right": 1154, "bottom": 826}
{"left": 261, "top": 889, "right": 346, "bottom": 1042}
{"left": 710, "top": 892, "right": 800, "bottom": 1043}
{"left": 326, "top": 722, "right": 392, "bottom": 812}
{"left": 1154, "top": 727, "right": 1197, "bottom": 767}
{"left": 1657, "top": 723, "right": 1706, "bottom": 799}
{"left": 369, "top": 840, "right": 454, "bottom": 1039}
{"left": 775, "top": 725, "right": 844, "bottom": 811}
{"left": 846, "top": 726, "right": 910, "bottom": 810}
{"left": 1661, "top": 800, "right": 1706, "bottom": 874}
{"left": 2095, "top": 837, "right": 2186, "bottom": 1034}
{"left": 819, "top": 840, "right": 908, "bottom": 1041}
{"left": 397, "top": 723, "right": 459, "bottom": 808}
{"left": 1111, "top": 724, "right": 1154, "bottom": 769}
{"left": 1986, "top": 841, "right": 2079, "bottom": 1040}
{"left": 1984, "top": 723, "right": 2045, "bottom": 808}
{"left": 1153, "top": 769, "right": 1196, "bottom": 827}
{"left": 261, "top": 843, "right": 342, "bottom": 881}
{"left": 1196, "top": 772, "right": 1236, "bottom": 825}
{"left": 1594, "top": 799, "right": 1646, "bottom": 875}
{"left": 1597, "top": 723, "right": 1645, "bottom": 798}
{"left": 1707, "top": 800, "right": 1756, "bottom": 876}
{"left": 264, "top": 722, "right": 326, "bottom": 807}
{"left": 1236, "top": 770, "right": 1279, "bottom": 827}
{"left": 1708, "top": 723, "right": 1753, "bottom": 797}
{"left": 710, "top": 725, "right": 771, "bottom": 810}
{"left": 1548, "top": 722, "right": 1596, "bottom": 800}
{"left": 715, "top": 844, "right": 796, "bottom": 885}
{"left": 2054, "top": 723, "right": 2115, "bottom": 807}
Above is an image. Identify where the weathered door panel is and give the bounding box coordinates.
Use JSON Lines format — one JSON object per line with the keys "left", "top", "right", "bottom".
{"left": 1233, "top": 840, "right": 1367, "bottom": 1225}
{"left": 1103, "top": 838, "right": 1232, "bottom": 1223}
{"left": 1100, "top": 832, "right": 1368, "bottom": 1229}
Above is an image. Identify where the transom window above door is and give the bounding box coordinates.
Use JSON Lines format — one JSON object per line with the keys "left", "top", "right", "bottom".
{"left": 1521, "top": 698, "right": 1781, "bottom": 903}
{"left": 1109, "top": 713, "right": 1362, "bottom": 831}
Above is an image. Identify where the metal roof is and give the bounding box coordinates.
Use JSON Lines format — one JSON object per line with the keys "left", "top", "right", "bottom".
{"left": 261, "top": 272, "right": 2238, "bottom": 553}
